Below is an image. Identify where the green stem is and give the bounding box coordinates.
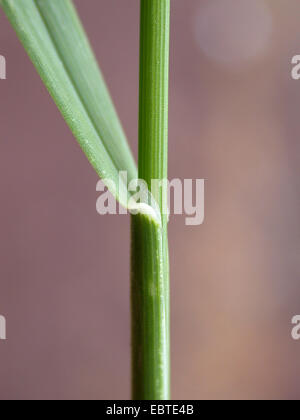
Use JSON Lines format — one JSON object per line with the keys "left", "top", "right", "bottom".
{"left": 131, "top": 0, "right": 170, "bottom": 400}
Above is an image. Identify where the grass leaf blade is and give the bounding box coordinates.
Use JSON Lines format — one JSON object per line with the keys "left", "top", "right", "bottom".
{"left": 1, "top": 0, "right": 137, "bottom": 207}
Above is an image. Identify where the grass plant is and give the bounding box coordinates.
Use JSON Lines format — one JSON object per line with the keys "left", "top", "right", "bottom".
{"left": 1, "top": 0, "right": 171, "bottom": 400}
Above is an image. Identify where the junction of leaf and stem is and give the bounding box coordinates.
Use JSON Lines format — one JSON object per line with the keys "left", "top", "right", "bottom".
{"left": 96, "top": 172, "right": 205, "bottom": 226}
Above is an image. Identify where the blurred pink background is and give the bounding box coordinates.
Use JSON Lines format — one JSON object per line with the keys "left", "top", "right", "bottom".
{"left": 0, "top": 0, "right": 299, "bottom": 400}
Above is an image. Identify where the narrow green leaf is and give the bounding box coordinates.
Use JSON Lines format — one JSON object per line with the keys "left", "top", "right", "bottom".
{"left": 1, "top": 0, "right": 137, "bottom": 208}
{"left": 131, "top": 0, "right": 171, "bottom": 400}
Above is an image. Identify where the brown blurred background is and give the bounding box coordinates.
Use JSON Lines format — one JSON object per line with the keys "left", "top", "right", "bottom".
{"left": 0, "top": 0, "right": 299, "bottom": 400}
